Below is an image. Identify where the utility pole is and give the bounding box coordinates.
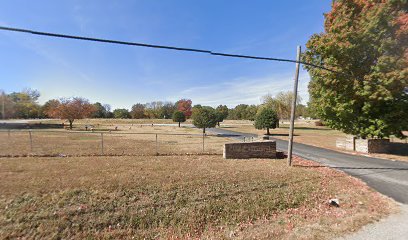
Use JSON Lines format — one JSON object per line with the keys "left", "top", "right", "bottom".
{"left": 1, "top": 91, "right": 5, "bottom": 119}
{"left": 287, "top": 46, "right": 301, "bottom": 166}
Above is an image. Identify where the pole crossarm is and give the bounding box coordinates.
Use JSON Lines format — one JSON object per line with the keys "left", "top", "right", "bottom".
{"left": 0, "top": 25, "right": 337, "bottom": 73}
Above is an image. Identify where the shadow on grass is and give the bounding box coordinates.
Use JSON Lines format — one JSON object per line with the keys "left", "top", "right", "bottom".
{"left": 279, "top": 126, "right": 333, "bottom": 131}
{"left": 266, "top": 133, "right": 299, "bottom": 137}
{"left": 0, "top": 123, "right": 63, "bottom": 129}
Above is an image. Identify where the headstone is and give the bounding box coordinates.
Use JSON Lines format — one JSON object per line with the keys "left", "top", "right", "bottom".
{"left": 223, "top": 141, "right": 277, "bottom": 159}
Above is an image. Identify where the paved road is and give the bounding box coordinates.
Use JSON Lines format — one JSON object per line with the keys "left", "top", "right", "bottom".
{"left": 207, "top": 128, "right": 408, "bottom": 204}
{"left": 338, "top": 204, "right": 408, "bottom": 240}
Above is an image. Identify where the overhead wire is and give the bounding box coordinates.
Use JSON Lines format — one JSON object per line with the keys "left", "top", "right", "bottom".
{"left": 0, "top": 25, "right": 337, "bottom": 73}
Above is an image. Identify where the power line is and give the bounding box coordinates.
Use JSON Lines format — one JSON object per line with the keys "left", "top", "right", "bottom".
{"left": 0, "top": 25, "right": 337, "bottom": 73}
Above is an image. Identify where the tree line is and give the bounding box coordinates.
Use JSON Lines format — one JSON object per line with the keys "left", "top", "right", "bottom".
{"left": 0, "top": 88, "right": 309, "bottom": 133}
{"left": 0, "top": 89, "right": 310, "bottom": 121}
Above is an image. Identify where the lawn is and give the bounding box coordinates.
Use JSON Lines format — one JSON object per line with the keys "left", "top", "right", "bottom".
{"left": 0, "top": 155, "right": 394, "bottom": 239}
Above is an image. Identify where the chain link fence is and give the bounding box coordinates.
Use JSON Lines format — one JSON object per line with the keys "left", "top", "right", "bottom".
{"left": 0, "top": 130, "right": 255, "bottom": 157}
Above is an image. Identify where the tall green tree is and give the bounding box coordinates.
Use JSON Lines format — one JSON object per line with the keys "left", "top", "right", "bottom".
{"left": 113, "top": 108, "right": 131, "bottom": 119}
{"left": 8, "top": 89, "right": 41, "bottom": 119}
{"left": 254, "top": 107, "right": 278, "bottom": 135}
{"left": 172, "top": 111, "right": 186, "bottom": 127}
{"left": 215, "top": 105, "right": 229, "bottom": 126}
{"left": 192, "top": 106, "right": 217, "bottom": 133}
{"left": 160, "top": 102, "right": 176, "bottom": 119}
{"left": 91, "top": 102, "right": 109, "bottom": 118}
{"left": 304, "top": 0, "right": 408, "bottom": 138}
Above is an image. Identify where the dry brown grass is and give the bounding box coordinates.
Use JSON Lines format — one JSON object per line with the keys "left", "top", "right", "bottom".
{"left": 0, "top": 125, "right": 237, "bottom": 156}
{"left": 0, "top": 155, "right": 394, "bottom": 239}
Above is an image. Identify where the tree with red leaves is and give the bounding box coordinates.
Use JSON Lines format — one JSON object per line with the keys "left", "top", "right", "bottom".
{"left": 176, "top": 99, "right": 192, "bottom": 118}
{"left": 46, "top": 97, "right": 95, "bottom": 129}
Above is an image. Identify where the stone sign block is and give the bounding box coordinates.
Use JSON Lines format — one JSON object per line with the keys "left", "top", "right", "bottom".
{"left": 223, "top": 141, "right": 277, "bottom": 159}
{"left": 355, "top": 139, "right": 390, "bottom": 153}
{"left": 336, "top": 136, "right": 356, "bottom": 151}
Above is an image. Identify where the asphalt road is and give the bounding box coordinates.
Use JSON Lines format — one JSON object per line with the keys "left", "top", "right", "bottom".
{"left": 207, "top": 127, "right": 408, "bottom": 204}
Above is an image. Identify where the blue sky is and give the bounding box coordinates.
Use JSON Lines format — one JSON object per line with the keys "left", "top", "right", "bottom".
{"left": 0, "top": 0, "right": 331, "bottom": 109}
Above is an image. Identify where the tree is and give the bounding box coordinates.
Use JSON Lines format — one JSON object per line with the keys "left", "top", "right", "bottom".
{"left": 46, "top": 97, "right": 95, "bottom": 129}
{"left": 254, "top": 107, "right": 278, "bottom": 135}
{"left": 103, "top": 104, "right": 114, "bottom": 118}
{"left": 262, "top": 91, "right": 302, "bottom": 120}
{"left": 8, "top": 89, "right": 41, "bottom": 119}
{"left": 41, "top": 99, "right": 61, "bottom": 118}
{"left": 91, "top": 102, "right": 109, "bottom": 118}
{"left": 296, "top": 104, "right": 308, "bottom": 118}
{"left": 130, "top": 103, "right": 146, "bottom": 119}
{"left": 215, "top": 105, "right": 229, "bottom": 126}
{"left": 192, "top": 106, "right": 217, "bottom": 133}
{"left": 0, "top": 91, "right": 15, "bottom": 119}
{"left": 303, "top": 0, "right": 408, "bottom": 138}
{"left": 160, "top": 102, "right": 176, "bottom": 119}
{"left": 172, "top": 111, "right": 186, "bottom": 127}
{"left": 245, "top": 105, "right": 258, "bottom": 121}
{"left": 177, "top": 99, "right": 193, "bottom": 118}
{"left": 113, "top": 108, "right": 131, "bottom": 119}
{"left": 233, "top": 104, "right": 249, "bottom": 120}
{"left": 144, "top": 101, "right": 164, "bottom": 118}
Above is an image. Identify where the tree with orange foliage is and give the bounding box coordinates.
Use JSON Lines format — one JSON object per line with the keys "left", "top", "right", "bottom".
{"left": 46, "top": 97, "right": 95, "bottom": 129}
{"left": 176, "top": 99, "right": 192, "bottom": 118}
{"left": 304, "top": 0, "right": 407, "bottom": 139}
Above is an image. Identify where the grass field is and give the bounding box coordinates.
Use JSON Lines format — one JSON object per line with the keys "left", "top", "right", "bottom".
{"left": 0, "top": 119, "right": 397, "bottom": 239}
{"left": 0, "top": 124, "right": 237, "bottom": 157}
{"left": 0, "top": 155, "right": 394, "bottom": 239}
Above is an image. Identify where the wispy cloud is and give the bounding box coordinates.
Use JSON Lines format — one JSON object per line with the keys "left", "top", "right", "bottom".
{"left": 172, "top": 72, "right": 310, "bottom": 107}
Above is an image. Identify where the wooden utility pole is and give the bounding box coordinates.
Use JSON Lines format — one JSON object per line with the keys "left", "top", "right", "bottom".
{"left": 1, "top": 91, "right": 5, "bottom": 119}
{"left": 287, "top": 46, "right": 301, "bottom": 166}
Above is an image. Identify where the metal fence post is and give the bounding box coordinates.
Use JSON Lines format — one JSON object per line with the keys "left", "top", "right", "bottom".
{"left": 100, "top": 132, "right": 104, "bottom": 155}
{"left": 155, "top": 134, "right": 159, "bottom": 155}
{"left": 29, "top": 130, "right": 33, "bottom": 152}
{"left": 202, "top": 133, "right": 205, "bottom": 152}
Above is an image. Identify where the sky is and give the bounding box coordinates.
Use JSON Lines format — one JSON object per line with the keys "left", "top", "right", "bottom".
{"left": 0, "top": 0, "right": 332, "bottom": 109}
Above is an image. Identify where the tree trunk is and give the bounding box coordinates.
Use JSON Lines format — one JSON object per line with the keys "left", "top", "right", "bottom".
{"left": 69, "top": 120, "right": 73, "bottom": 130}
{"left": 276, "top": 120, "right": 280, "bottom": 128}
{"left": 266, "top": 127, "right": 270, "bottom": 135}
{"left": 217, "top": 122, "right": 220, "bottom": 127}
{"left": 178, "top": 122, "right": 181, "bottom": 127}
{"left": 203, "top": 128, "right": 206, "bottom": 134}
